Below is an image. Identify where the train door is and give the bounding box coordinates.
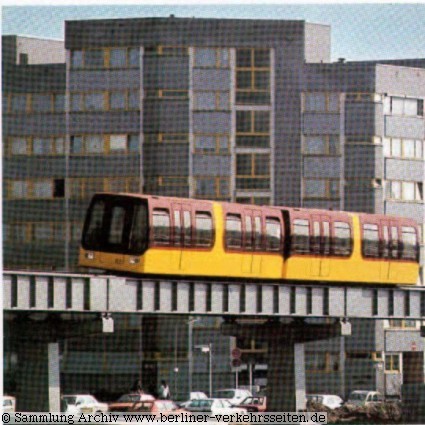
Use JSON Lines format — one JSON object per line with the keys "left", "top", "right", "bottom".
{"left": 171, "top": 203, "right": 184, "bottom": 271}
{"left": 252, "top": 211, "right": 263, "bottom": 275}
{"left": 310, "top": 215, "right": 321, "bottom": 277}
{"left": 379, "top": 219, "right": 390, "bottom": 281}
{"left": 180, "top": 204, "right": 193, "bottom": 272}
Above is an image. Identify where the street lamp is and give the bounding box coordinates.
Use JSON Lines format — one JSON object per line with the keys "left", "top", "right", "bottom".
{"left": 195, "top": 343, "right": 212, "bottom": 397}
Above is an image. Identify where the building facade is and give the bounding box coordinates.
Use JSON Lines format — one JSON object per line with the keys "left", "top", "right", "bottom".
{"left": 3, "top": 18, "right": 424, "bottom": 399}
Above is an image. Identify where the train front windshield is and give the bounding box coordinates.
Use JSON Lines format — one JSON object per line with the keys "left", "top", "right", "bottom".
{"left": 82, "top": 195, "right": 148, "bottom": 255}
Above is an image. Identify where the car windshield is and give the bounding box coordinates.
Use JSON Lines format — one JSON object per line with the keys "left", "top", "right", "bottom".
{"left": 350, "top": 392, "right": 368, "bottom": 401}
{"left": 63, "top": 397, "right": 77, "bottom": 405}
{"left": 118, "top": 394, "right": 139, "bottom": 402}
{"left": 215, "top": 390, "right": 235, "bottom": 399}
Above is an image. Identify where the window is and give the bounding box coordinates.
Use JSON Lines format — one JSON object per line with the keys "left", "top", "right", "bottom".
{"left": 292, "top": 219, "right": 310, "bottom": 254}
{"left": 10, "top": 181, "right": 28, "bottom": 199}
{"left": 304, "top": 92, "right": 339, "bottom": 112}
{"left": 32, "top": 94, "right": 52, "bottom": 112}
{"left": 236, "top": 48, "right": 270, "bottom": 104}
{"left": 236, "top": 110, "right": 270, "bottom": 148}
{"left": 194, "top": 135, "right": 229, "bottom": 154}
{"left": 110, "top": 91, "right": 126, "bottom": 110}
{"left": 363, "top": 224, "right": 379, "bottom": 258}
{"left": 401, "top": 226, "right": 418, "bottom": 261}
{"left": 84, "top": 49, "right": 104, "bottom": 68}
{"left": 195, "top": 177, "right": 229, "bottom": 199}
{"left": 193, "top": 91, "right": 230, "bottom": 111}
{"left": 86, "top": 135, "right": 104, "bottom": 153}
{"left": 265, "top": 218, "right": 281, "bottom": 251}
{"left": 334, "top": 222, "right": 352, "bottom": 256}
{"left": 8, "top": 179, "right": 64, "bottom": 199}
{"left": 195, "top": 212, "right": 213, "bottom": 247}
{"left": 386, "top": 181, "right": 423, "bottom": 201}
{"left": 10, "top": 94, "right": 27, "bottom": 112}
{"left": 303, "top": 179, "right": 340, "bottom": 199}
{"left": 153, "top": 209, "right": 171, "bottom": 245}
{"left": 84, "top": 93, "right": 104, "bottom": 111}
{"left": 183, "top": 211, "right": 191, "bottom": 246}
{"left": 385, "top": 354, "right": 401, "bottom": 373}
{"left": 383, "top": 138, "right": 424, "bottom": 159}
{"left": 194, "top": 48, "right": 230, "bottom": 68}
{"left": 226, "top": 214, "right": 242, "bottom": 249}
{"left": 390, "top": 96, "right": 423, "bottom": 116}
{"left": 10, "top": 137, "right": 28, "bottom": 155}
{"left": 236, "top": 153, "right": 270, "bottom": 190}
{"left": 388, "top": 320, "right": 417, "bottom": 329}
{"left": 304, "top": 135, "right": 340, "bottom": 155}
{"left": 71, "top": 50, "right": 83, "bottom": 68}
{"left": 109, "top": 90, "right": 139, "bottom": 110}
{"left": 53, "top": 94, "right": 65, "bottom": 112}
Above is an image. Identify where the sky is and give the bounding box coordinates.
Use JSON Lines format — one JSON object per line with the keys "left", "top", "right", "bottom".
{"left": 1, "top": 3, "right": 425, "bottom": 61}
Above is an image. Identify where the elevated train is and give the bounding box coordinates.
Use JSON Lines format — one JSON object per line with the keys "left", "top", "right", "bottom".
{"left": 79, "top": 193, "right": 420, "bottom": 286}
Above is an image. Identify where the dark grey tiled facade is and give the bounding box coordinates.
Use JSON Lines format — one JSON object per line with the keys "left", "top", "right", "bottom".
{"left": 2, "top": 18, "right": 424, "bottom": 399}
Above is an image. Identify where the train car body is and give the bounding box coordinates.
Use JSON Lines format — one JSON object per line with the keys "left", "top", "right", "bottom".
{"left": 79, "top": 193, "right": 420, "bottom": 286}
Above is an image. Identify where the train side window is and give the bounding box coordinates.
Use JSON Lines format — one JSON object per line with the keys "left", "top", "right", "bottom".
{"left": 334, "top": 221, "right": 352, "bottom": 256}
{"left": 382, "top": 225, "right": 390, "bottom": 258}
{"left": 245, "top": 216, "right": 253, "bottom": 251}
{"left": 292, "top": 219, "right": 310, "bottom": 254}
{"left": 183, "top": 211, "right": 192, "bottom": 246}
{"left": 401, "top": 226, "right": 418, "bottom": 261}
{"left": 390, "top": 226, "right": 399, "bottom": 258}
{"left": 312, "top": 221, "right": 321, "bottom": 254}
{"left": 265, "top": 217, "right": 281, "bottom": 252}
{"left": 254, "top": 216, "right": 262, "bottom": 251}
{"left": 153, "top": 209, "right": 171, "bottom": 245}
{"left": 363, "top": 223, "right": 379, "bottom": 258}
{"left": 226, "top": 214, "right": 242, "bottom": 249}
{"left": 174, "top": 210, "right": 182, "bottom": 246}
{"left": 195, "top": 212, "right": 213, "bottom": 248}
{"left": 323, "top": 221, "right": 331, "bottom": 255}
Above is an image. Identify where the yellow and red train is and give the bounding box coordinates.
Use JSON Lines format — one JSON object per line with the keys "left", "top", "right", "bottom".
{"left": 79, "top": 193, "right": 420, "bottom": 286}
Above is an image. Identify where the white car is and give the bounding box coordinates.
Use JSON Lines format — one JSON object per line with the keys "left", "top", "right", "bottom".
{"left": 3, "top": 395, "right": 16, "bottom": 413}
{"left": 346, "top": 390, "right": 384, "bottom": 407}
{"left": 179, "top": 391, "right": 209, "bottom": 408}
{"left": 214, "top": 389, "right": 252, "bottom": 405}
{"left": 185, "top": 398, "right": 247, "bottom": 414}
{"left": 61, "top": 394, "right": 108, "bottom": 413}
{"left": 306, "top": 394, "right": 343, "bottom": 409}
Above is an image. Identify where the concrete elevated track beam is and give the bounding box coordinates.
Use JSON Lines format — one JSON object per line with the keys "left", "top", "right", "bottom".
{"left": 4, "top": 271, "right": 425, "bottom": 319}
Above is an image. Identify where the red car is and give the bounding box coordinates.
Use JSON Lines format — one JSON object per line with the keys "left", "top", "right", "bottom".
{"left": 235, "top": 396, "right": 267, "bottom": 412}
{"left": 108, "top": 393, "right": 155, "bottom": 412}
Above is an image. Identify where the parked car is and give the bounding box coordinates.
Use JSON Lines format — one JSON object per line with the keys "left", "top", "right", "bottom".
{"left": 61, "top": 394, "right": 108, "bottom": 413}
{"left": 131, "top": 400, "right": 187, "bottom": 414}
{"left": 235, "top": 396, "right": 267, "bottom": 412}
{"left": 109, "top": 393, "right": 155, "bottom": 412}
{"left": 185, "top": 398, "right": 247, "bottom": 414}
{"left": 213, "top": 389, "right": 252, "bottom": 405}
{"left": 306, "top": 394, "right": 343, "bottom": 410}
{"left": 346, "top": 391, "right": 384, "bottom": 407}
{"left": 3, "top": 395, "right": 16, "bottom": 413}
